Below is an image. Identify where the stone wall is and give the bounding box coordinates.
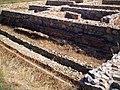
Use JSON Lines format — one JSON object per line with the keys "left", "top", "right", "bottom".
{"left": 80, "top": 52, "right": 120, "bottom": 90}
{"left": 29, "top": 5, "right": 51, "bottom": 12}
{"left": 1, "top": 10, "right": 120, "bottom": 59}
{"left": 65, "top": 11, "right": 81, "bottom": 19}
{"left": 45, "top": 1, "right": 120, "bottom": 10}
{"left": 46, "top": 0, "right": 102, "bottom": 5}
{"left": 71, "top": 4, "right": 120, "bottom": 10}
{"left": 29, "top": 5, "right": 119, "bottom": 21}
{"left": 70, "top": 0, "right": 83, "bottom": 3}
{"left": 102, "top": 0, "right": 120, "bottom": 5}
{"left": 61, "top": 6, "right": 118, "bottom": 21}
{"left": 70, "top": 0, "right": 97, "bottom": 3}
{"left": 82, "top": 0, "right": 102, "bottom": 5}
{"left": 46, "top": 1, "right": 75, "bottom": 6}
{"left": 0, "top": 29, "right": 83, "bottom": 84}
{"left": 101, "top": 13, "right": 120, "bottom": 24}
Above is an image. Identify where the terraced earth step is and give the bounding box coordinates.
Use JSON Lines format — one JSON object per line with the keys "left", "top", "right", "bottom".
{"left": 0, "top": 44, "right": 76, "bottom": 90}
{"left": 0, "top": 30, "right": 84, "bottom": 85}
{"left": 1, "top": 10, "right": 117, "bottom": 60}
{"left": 0, "top": 29, "right": 90, "bottom": 74}
{"left": 0, "top": 25, "right": 103, "bottom": 69}
{"left": 14, "top": 27, "right": 68, "bottom": 46}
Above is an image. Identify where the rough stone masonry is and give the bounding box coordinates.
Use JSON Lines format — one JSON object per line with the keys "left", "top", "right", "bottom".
{"left": 81, "top": 52, "right": 120, "bottom": 90}
{"left": 0, "top": 0, "right": 120, "bottom": 90}
{"left": 1, "top": 9, "right": 120, "bottom": 59}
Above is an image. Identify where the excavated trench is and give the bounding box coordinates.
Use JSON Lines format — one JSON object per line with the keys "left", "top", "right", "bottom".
{"left": 0, "top": 1, "right": 120, "bottom": 89}
{"left": 1, "top": 3, "right": 119, "bottom": 86}
{"left": 0, "top": 24, "right": 105, "bottom": 84}
{"left": 0, "top": 25, "right": 104, "bottom": 66}
{"left": 0, "top": 29, "right": 89, "bottom": 73}
{"left": 0, "top": 29, "right": 83, "bottom": 85}
{"left": 0, "top": 9, "right": 113, "bottom": 82}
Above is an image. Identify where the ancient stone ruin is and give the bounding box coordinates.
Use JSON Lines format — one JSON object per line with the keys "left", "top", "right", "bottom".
{"left": 0, "top": 0, "right": 120, "bottom": 90}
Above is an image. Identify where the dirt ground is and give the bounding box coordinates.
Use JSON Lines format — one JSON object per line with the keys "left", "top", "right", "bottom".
{"left": 0, "top": 1, "right": 78, "bottom": 90}
{"left": 0, "top": 43, "right": 76, "bottom": 90}
{"left": 0, "top": 25, "right": 104, "bottom": 68}
{"left": 0, "top": 1, "right": 112, "bottom": 90}
{"left": 0, "top": 1, "right": 45, "bottom": 10}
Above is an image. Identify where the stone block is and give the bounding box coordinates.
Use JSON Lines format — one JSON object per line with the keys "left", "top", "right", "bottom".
{"left": 101, "top": 13, "right": 120, "bottom": 24}
{"left": 65, "top": 11, "right": 81, "bottom": 19}
{"left": 46, "top": 1, "right": 75, "bottom": 6}
{"left": 29, "top": 5, "right": 51, "bottom": 12}
{"left": 102, "top": 0, "right": 120, "bottom": 5}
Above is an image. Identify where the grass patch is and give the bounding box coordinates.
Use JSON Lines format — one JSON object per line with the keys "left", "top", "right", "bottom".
{"left": 0, "top": 70, "right": 5, "bottom": 90}
{"left": 0, "top": 70, "right": 11, "bottom": 90}
{"left": 0, "top": 0, "right": 39, "bottom": 4}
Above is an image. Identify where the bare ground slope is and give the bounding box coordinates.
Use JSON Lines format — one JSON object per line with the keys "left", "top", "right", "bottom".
{"left": 0, "top": 44, "right": 76, "bottom": 90}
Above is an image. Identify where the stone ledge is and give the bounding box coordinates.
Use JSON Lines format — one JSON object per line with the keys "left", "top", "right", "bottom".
{"left": 0, "top": 29, "right": 84, "bottom": 84}
{"left": 1, "top": 10, "right": 120, "bottom": 59}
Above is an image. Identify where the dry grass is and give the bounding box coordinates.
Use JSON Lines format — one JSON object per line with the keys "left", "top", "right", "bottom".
{"left": 0, "top": 1, "right": 76, "bottom": 90}
{"left": 0, "top": 44, "right": 76, "bottom": 90}
{"left": 0, "top": 69, "right": 11, "bottom": 90}
{"left": 0, "top": 25, "right": 104, "bottom": 68}
{"left": 0, "top": 0, "right": 44, "bottom": 4}
{"left": 0, "top": 0, "right": 45, "bottom": 11}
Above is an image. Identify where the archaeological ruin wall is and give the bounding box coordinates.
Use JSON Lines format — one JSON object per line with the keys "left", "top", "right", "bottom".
{"left": 102, "top": 0, "right": 120, "bottom": 5}
{"left": 29, "top": 5, "right": 51, "bottom": 12}
{"left": 29, "top": 5, "right": 119, "bottom": 21}
{"left": 80, "top": 52, "right": 120, "bottom": 90}
{"left": 0, "top": 0, "right": 120, "bottom": 89}
{"left": 61, "top": 7, "right": 119, "bottom": 21}
{"left": 46, "top": 1, "right": 120, "bottom": 10}
{"left": 1, "top": 10, "right": 120, "bottom": 59}
{"left": 46, "top": 1, "right": 75, "bottom": 6}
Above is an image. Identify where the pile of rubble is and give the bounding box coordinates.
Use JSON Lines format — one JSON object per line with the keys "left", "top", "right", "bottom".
{"left": 81, "top": 52, "right": 120, "bottom": 90}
